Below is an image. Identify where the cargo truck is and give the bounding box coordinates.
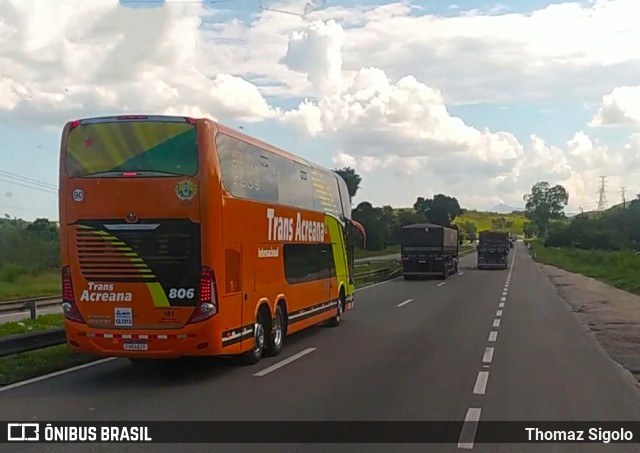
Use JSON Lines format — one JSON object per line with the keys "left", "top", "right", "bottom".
{"left": 477, "top": 230, "right": 510, "bottom": 270}
{"left": 400, "top": 223, "right": 459, "bottom": 280}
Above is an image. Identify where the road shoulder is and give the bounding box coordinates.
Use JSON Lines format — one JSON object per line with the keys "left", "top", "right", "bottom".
{"left": 537, "top": 260, "right": 640, "bottom": 386}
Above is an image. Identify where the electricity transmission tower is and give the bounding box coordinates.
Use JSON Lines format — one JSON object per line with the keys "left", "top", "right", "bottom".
{"left": 596, "top": 176, "right": 608, "bottom": 213}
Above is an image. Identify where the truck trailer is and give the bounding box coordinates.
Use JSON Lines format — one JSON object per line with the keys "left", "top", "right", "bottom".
{"left": 400, "top": 223, "right": 459, "bottom": 280}
{"left": 477, "top": 230, "right": 510, "bottom": 270}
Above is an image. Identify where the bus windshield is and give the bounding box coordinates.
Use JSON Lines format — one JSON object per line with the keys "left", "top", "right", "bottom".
{"left": 65, "top": 119, "right": 198, "bottom": 178}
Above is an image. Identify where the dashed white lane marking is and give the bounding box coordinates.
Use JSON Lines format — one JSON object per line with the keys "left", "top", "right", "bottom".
{"left": 0, "top": 358, "right": 118, "bottom": 393}
{"left": 458, "top": 245, "right": 517, "bottom": 449}
{"left": 473, "top": 371, "right": 489, "bottom": 395}
{"left": 457, "top": 408, "right": 482, "bottom": 449}
{"left": 458, "top": 272, "right": 464, "bottom": 276}
{"left": 437, "top": 281, "right": 446, "bottom": 287}
{"left": 397, "top": 298, "right": 413, "bottom": 308}
{"left": 254, "top": 347, "right": 316, "bottom": 377}
{"left": 482, "top": 347, "right": 494, "bottom": 364}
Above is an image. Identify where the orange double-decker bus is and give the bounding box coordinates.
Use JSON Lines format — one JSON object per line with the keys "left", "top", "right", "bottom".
{"left": 58, "top": 115, "right": 365, "bottom": 365}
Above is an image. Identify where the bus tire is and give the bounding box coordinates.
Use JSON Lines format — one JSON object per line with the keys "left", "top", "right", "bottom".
{"left": 237, "top": 310, "right": 268, "bottom": 366}
{"left": 326, "top": 291, "right": 344, "bottom": 328}
{"left": 264, "top": 305, "right": 285, "bottom": 357}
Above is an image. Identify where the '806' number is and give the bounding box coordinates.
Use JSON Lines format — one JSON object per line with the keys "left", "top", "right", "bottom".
{"left": 168, "top": 288, "right": 196, "bottom": 299}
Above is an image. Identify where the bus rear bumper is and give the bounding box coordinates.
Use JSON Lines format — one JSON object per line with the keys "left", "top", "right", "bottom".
{"left": 64, "top": 321, "right": 228, "bottom": 359}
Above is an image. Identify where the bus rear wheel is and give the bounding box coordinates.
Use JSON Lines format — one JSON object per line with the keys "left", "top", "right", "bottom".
{"left": 237, "top": 311, "right": 268, "bottom": 366}
{"left": 264, "top": 305, "right": 285, "bottom": 357}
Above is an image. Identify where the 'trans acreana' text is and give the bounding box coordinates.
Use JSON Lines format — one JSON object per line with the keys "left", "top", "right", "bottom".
{"left": 526, "top": 427, "right": 633, "bottom": 443}
{"left": 44, "top": 425, "right": 151, "bottom": 442}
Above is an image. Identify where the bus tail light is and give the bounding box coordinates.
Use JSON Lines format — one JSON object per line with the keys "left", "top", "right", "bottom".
{"left": 187, "top": 266, "right": 218, "bottom": 324}
{"left": 61, "top": 266, "right": 85, "bottom": 323}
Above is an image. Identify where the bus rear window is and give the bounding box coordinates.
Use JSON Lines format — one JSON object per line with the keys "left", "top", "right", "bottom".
{"left": 65, "top": 120, "right": 198, "bottom": 178}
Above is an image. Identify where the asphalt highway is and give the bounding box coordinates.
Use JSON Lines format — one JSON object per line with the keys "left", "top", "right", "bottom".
{"left": 3, "top": 242, "right": 640, "bottom": 452}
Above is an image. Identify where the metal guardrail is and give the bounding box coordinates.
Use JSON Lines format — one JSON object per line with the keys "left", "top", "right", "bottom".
{"left": 0, "top": 296, "right": 62, "bottom": 319}
{"left": 0, "top": 262, "right": 403, "bottom": 359}
{"left": 0, "top": 329, "right": 66, "bottom": 358}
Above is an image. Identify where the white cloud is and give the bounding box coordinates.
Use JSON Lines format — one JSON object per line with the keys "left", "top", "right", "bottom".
{"left": 278, "top": 17, "right": 638, "bottom": 212}
{"left": 590, "top": 85, "right": 640, "bottom": 127}
{"left": 0, "top": 0, "right": 278, "bottom": 127}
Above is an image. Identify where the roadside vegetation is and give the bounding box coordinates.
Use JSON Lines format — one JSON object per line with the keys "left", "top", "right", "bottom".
{"left": 519, "top": 181, "right": 640, "bottom": 294}
{"left": 0, "top": 217, "right": 61, "bottom": 300}
{"left": 530, "top": 241, "right": 640, "bottom": 296}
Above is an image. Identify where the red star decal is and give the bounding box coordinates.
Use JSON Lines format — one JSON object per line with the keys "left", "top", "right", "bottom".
{"left": 84, "top": 137, "right": 94, "bottom": 147}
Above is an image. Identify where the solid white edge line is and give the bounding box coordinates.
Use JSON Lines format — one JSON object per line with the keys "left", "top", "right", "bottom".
{"left": 458, "top": 407, "right": 482, "bottom": 449}
{"left": 483, "top": 347, "right": 494, "bottom": 363}
{"left": 488, "top": 331, "right": 498, "bottom": 342}
{"left": 473, "top": 371, "right": 489, "bottom": 395}
{"left": 0, "top": 357, "right": 118, "bottom": 392}
{"left": 254, "top": 347, "right": 316, "bottom": 377}
{"left": 493, "top": 319, "right": 501, "bottom": 327}
{"left": 397, "top": 298, "right": 413, "bottom": 308}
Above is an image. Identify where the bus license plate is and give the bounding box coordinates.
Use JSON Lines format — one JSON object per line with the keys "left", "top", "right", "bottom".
{"left": 123, "top": 342, "right": 148, "bottom": 351}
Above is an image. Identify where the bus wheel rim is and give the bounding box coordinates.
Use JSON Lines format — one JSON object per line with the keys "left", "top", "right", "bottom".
{"left": 274, "top": 314, "right": 283, "bottom": 347}
{"left": 254, "top": 323, "right": 265, "bottom": 353}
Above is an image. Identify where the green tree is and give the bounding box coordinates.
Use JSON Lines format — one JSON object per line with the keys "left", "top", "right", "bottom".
{"left": 523, "top": 221, "right": 537, "bottom": 238}
{"left": 413, "top": 194, "right": 462, "bottom": 226}
{"left": 334, "top": 167, "right": 362, "bottom": 203}
{"left": 523, "top": 182, "right": 569, "bottom": 238}
{"left": 352, "top": 202, "right": 386, "bottom": 250}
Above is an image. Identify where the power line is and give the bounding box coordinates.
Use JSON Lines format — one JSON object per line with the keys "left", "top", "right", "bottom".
{"left": 0, "top": 177, "right": 57, "bottom": 194}
{"left": 0, "top": 170, "right": 57, "bottom": 190}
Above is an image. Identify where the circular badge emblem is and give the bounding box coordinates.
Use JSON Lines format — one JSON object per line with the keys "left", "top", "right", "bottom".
{"left": 175, "top": 179, "right": 197, "bottom": 201}
{"left": 72, "top": 189, "right": 84, "bottom": 202}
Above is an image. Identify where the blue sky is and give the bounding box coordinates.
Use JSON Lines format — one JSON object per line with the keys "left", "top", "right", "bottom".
{"left": 1, "top": 0, "right": 639, "bottom": 220}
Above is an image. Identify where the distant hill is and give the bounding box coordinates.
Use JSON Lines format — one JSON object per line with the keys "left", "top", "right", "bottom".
{"left": 579, "top": 201, "right": 633, "bottom": 218}
{"left": 488, "top": 203, "right": 523, "bottom": 214}
{"left": 453, "top": 209, "right": 528, "bottom": 235}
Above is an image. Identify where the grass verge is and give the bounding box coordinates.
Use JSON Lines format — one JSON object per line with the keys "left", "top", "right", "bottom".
{"left": 0, "top": 345, "right": 98, "bottom": 386}
{"left": 530, "top": 241, "right": 640, "bottom": 296}
{"left": 0, "top": 270, "right": 60, "bottom": 301}
{"left": 0, "top": 314, "right": 64, "bottom": 338}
